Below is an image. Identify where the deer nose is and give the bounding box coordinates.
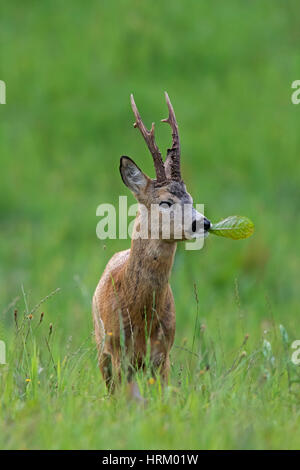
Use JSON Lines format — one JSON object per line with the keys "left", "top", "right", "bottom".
{"left": 204, "top": 217, "right": 211, "bottom": 232}
{"left": 192, "top": 217, "right": 211, "bottom": 233}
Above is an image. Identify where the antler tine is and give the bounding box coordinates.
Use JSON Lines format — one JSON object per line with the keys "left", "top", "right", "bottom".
{"left": 130, "top": 94, "right": 167, "bottom": 183}
{"left": 161, "top": 91, "right": 181, "bottom": 181}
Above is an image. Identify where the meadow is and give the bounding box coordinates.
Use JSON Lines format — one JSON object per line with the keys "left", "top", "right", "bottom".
{"left": 0, "top": 0, "right": 299, "bottom": 449}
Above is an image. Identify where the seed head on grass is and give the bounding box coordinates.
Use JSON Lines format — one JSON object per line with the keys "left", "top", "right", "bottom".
{"left": 242, "top": 334, "right": 249, "bottom": 347}
{"left": 14, "top": 309, "right": 18, "bottom": 328}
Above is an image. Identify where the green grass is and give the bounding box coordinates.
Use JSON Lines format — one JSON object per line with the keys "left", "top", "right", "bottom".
{"left": 0, "top": 0, "right": 300, "bottom": 450}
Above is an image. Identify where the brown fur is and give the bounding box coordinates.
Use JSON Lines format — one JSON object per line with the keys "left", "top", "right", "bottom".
{"left": 93, "top": 206, "right": 177, "bottom": 390}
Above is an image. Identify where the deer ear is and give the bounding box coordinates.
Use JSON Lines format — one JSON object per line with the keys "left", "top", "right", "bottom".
{"left": 120, "top": 156, "right": 149, "bottom": 194}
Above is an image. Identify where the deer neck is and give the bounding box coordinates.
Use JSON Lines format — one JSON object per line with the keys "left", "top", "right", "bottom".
{"left": 125, "top": 212, "right": 177, "bottom": 294}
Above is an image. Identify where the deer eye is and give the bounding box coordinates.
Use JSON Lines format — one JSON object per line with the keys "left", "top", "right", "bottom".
{"left": 159, "top": 201, "right": 172, "bottom": 209}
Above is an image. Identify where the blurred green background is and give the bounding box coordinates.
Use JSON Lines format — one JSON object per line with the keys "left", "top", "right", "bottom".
{"left": 0, "top": 0, "right": 299, "bottom": 449}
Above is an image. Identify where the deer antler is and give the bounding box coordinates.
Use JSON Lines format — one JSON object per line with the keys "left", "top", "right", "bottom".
{"left": 161, "top": 92, "right": 181, "bottom": 181}
{"left": 130, "top": 94, "right": 167, "bottom": 183}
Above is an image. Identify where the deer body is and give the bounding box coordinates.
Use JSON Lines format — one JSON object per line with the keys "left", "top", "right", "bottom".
{"left": 93, "top": 93, "right": 210, "bottom": 389}
{"left": 93, "top": 238, "right": 176, "bottom": 386}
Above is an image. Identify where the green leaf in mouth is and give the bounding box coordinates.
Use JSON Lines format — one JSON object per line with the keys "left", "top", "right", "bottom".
{"left": 210, "top": 215, "right": 254, "bottom": 240}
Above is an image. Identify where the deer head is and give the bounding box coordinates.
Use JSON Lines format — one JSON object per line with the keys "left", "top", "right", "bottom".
{"left": 120, "top": 92, "right": 211, "bottom": 242}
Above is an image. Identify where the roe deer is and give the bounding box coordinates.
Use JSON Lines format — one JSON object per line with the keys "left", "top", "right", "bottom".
{"left": 92, "top": 93, "right": 210, "bottom": 390}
